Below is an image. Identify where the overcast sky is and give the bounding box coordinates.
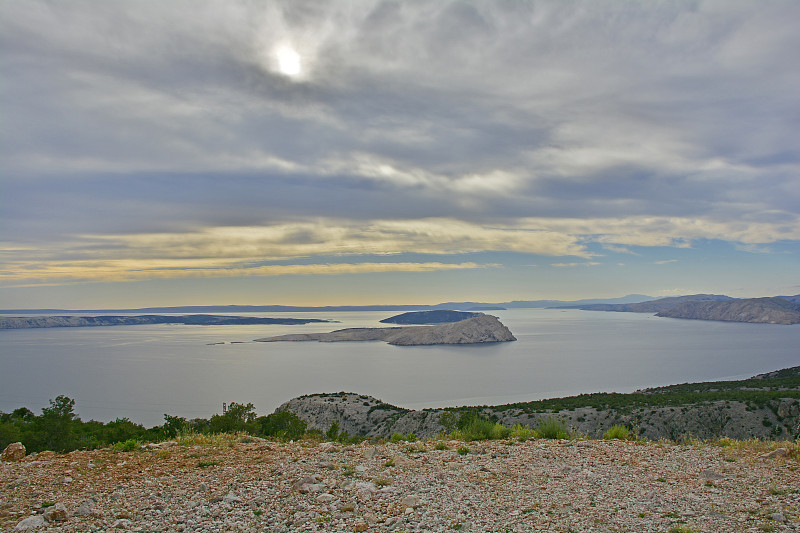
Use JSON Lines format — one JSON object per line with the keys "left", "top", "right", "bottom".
{"left": 1, "top": 0, "right": 798, "bottom": 308}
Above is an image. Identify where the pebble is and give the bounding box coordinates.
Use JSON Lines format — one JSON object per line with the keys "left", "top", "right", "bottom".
{"left": 2, "top": 439, "right": 798, "bottom": 532}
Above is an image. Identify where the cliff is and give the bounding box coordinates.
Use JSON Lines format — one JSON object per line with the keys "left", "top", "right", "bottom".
{"left": 254, "top": 315, "right": 516, "bottom": 345}
{"left": 655, "top": 297, "right": 800, "bottom": 325}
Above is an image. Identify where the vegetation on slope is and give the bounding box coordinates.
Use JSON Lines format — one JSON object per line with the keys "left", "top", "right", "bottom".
{"left": 3, "top": 367, "right": 799, "bottom": 454}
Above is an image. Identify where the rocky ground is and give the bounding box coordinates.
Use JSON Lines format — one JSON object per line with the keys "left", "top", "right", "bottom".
{"left": 2, "top": 436, "right": 799, "bottom": 532}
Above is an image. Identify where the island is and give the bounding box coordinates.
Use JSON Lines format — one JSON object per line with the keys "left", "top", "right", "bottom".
{"left": 0, "top": 315, "right": 333, "bottom": 329}
{"left": 379, "top": 309, "right": 482, "bottom": 324}
{"left": 254, "top": 314, "right": 516, "bottom": 346}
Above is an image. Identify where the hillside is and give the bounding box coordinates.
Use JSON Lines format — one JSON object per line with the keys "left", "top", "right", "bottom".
{"left": 655, "top": 297, "right": 800, "bottom": 325}
{"left": 279, "top": 367, "right": 800, "bottom": 441}
{"left": 2, "top": 437, "right": 797, "bottom": 532}
{"left": 255, "top": 315, "right": 516, "bottom": 346}
{"left": 567, "top": 294, "right": 735, "bottom": 313}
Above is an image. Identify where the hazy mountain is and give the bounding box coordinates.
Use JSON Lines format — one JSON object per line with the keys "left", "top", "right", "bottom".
{"left": 0, "top": 295, "right": 654, "bottom": 314}
{"left": 565, "top": 294, "right": 735, "bottom": 313}
{"left": 656, "top": 297, "right": 800, "bottom": 325}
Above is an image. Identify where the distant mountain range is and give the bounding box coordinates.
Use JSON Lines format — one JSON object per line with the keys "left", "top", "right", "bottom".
{"left": 3, "top": 293, "right": 798, "bottom": 325}
{"left": 0, "top": 294, "right": 654, "bottom": 315}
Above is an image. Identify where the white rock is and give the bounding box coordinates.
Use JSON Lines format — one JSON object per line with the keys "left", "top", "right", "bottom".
{"left": 356, "top": 482, "right": 377, "bottom": 494}
{"left": 14, "top": 516, "right": 44, "bottom": 530}
{"left": 223, "top": 491, "right": 242, "bottom": 504}
{"left": 400, "top": 494, "right": 420, "bottom": 508}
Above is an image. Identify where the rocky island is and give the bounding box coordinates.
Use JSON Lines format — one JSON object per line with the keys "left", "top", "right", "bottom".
{"left": 254, "top": 315, "right": 516, "bottom": 346}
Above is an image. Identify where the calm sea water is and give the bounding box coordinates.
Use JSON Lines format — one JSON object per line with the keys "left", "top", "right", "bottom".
{"left": 1, "top": 309, "right": 798, "bottom": 427}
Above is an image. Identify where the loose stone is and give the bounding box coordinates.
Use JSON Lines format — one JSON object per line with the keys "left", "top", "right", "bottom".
{"left": 1, "top": 443, "right": 26, "bottom": 462}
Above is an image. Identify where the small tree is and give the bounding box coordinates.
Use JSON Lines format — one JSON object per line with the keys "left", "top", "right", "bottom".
{"left": 256, "top": 411, "right": 307, "bottom": 440}
{"left": 209, "top": 402, "right": 256, "bottom": 434}
{"left": 36, "top": 395, "right": 78, "bottom": 452}
{"left": 162, "top": 414, "right": 187, "bottom": 438}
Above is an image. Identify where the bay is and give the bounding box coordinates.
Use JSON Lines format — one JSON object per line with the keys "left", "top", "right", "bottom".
{"left": 1, "top": 309, "right": 798, "bottom": 427}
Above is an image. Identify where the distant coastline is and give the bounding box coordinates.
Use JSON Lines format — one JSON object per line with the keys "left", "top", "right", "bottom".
{"left": 0, "top": 314, "right": 333, "bottom": 330}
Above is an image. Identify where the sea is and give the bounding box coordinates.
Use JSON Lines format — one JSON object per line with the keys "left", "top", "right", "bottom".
{"left": 1, "top": 309, "right": 798, "bottom": 428}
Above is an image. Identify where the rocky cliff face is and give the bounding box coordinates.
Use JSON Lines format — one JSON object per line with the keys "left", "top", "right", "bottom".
{"left": 655, "top": 297, "right": 800, "bottom": 324}
{"left": 255, "top": 315, "right": 516, "bottom": 345}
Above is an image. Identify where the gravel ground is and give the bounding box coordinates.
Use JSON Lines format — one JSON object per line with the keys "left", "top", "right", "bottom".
{"left": 2, "top": 437, "right": 798, "bottom": 532}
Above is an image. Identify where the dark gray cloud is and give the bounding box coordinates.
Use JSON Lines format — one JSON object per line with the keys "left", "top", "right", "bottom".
{"left": 1, "top": 0, "right": 799, "bottom": 287}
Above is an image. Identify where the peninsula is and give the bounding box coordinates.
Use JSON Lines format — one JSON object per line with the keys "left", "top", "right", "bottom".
{"left": 566, "top": 294, "right": 800, "bottom": 325}
{"left": 254, "top": 314, "right": 516, "bottom": 346}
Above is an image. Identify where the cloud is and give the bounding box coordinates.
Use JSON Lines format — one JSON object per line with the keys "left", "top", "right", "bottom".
{"left": 602, "top": 244, "right": 639, "bottom": 255}
{"left": 551, "top": 262, "right": 602, "bottom": 268}
{"left": 1, "top": 258, "right": 495, "bottom": 287}
{"left": 654, "top": 260, "right": 679, "bottom": 265}
{"left": 1, "top": 1, "right": 799, "bottom": 293}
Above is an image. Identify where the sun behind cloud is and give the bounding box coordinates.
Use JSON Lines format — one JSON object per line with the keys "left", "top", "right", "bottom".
{"left": 274, "top": 44, "right": 302, "bottom": 78}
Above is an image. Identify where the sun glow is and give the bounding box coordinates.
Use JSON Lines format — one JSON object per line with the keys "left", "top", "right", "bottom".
{"left": 275, "top": 45, "right": 302, "bottom": 77}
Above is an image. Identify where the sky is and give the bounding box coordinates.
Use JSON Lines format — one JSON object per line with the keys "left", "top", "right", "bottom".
{"left": 1, "top": 0, "right": 799, "bottom": 309}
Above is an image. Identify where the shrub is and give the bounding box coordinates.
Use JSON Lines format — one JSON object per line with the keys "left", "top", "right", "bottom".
{"left": 603, "top": 425, "right": 632, "bottom": 440}
{"left": 457, "top": 445, "right": 470, "bottom": 455}
{"left": 449, "top": 411, "right": 510, "bottom": 441}
{"left": 535, "top": 417, "right": 569, "bottom": 440}
{"left": 511, "top": 423, "right": 534, "bottom": 442}
{"left": 256, "top": 411, "right": 307, "bottom": 440}
{"left": 112, "top": 438, "right": 139, "bottom": 452}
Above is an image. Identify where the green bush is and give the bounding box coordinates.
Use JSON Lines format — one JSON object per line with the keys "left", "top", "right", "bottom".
{"left": 535, "top": 417, "right": 569, "bottom": 440}
{"left": 511, "top": 423, "right": 534, "bottom": 441}
{"left": 602, "top": 425, "right": 632, "bottom": 440}
{"left": 256, "top": 411, "right": 307, "bottom": 440}
{"left": 112, "top": 438, "right": 139, "bottom": 452}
